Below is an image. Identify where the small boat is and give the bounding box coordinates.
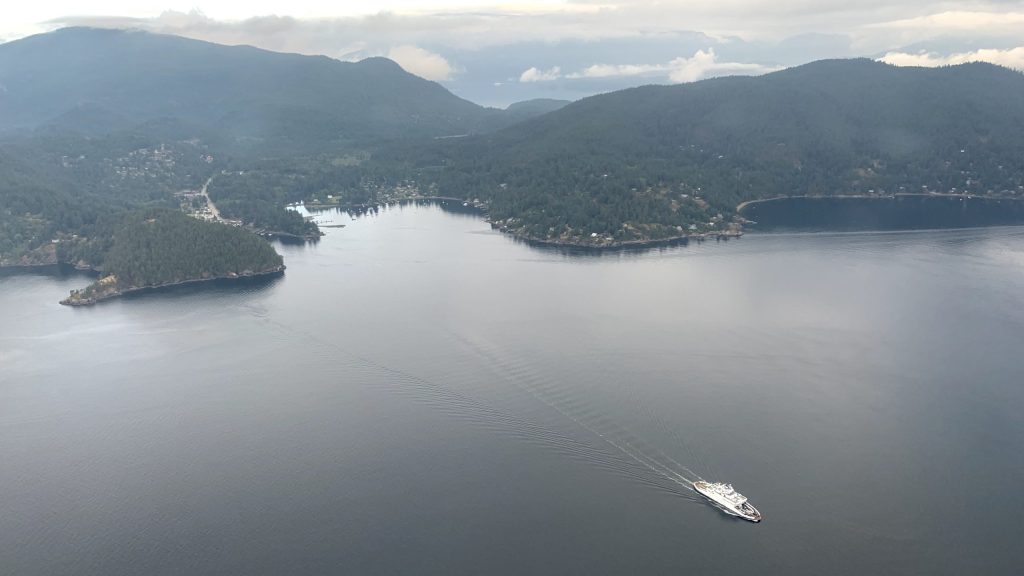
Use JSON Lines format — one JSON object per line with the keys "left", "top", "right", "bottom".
{"left": 694, "top": 480, "right": 762, "bottom": 522}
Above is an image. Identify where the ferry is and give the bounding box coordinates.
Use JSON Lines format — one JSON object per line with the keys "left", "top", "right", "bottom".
{"left": 693, "top": 480, "right": 762, "bottom": 522}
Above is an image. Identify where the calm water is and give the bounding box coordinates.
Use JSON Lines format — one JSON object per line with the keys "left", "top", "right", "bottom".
{"left": 2, "top": 203, "right": 1023, "bottom": 575}
{"left": 743, "top": 195, "right": 1024, "bottom": 231}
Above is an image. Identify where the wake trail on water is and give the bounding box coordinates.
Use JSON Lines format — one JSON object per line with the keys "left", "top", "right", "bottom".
{"left": 449, "top": 332, "right": 707, "bottom": 495}
{"left": 262, "top": 319, "right": 700, "bottom": 501}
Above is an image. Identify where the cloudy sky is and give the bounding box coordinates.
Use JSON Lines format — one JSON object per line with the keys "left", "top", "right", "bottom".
{"left": 3, "top": 1, "right": 1023, "bottom": 106}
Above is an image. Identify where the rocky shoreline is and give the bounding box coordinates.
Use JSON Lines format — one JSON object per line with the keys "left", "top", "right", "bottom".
{"left": 60, "top": 265, "right": 286, "bottom": 307}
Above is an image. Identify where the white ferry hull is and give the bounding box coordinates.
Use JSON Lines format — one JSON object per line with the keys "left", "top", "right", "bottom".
{"left": 694, "top": 481, "right": 762, "bottom": 523}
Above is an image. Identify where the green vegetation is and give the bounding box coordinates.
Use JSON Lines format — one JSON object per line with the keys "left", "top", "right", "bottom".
{"left": 63, "top": 209, "right": 283, "bottom": 305}
{"left": 206, "top": 166, "right": 331, "bottom": 238}
{"left": 372, "top": 59, "right": 1024, "bottom": 244}
{"left": 0, "top": 27, "right": 545, "bottom": 156}
{"left": 0, "top": 27, "right": 564, "bottom": 293}
{"left": 141, "top": 58, "right": 1024, "bottom": 247}
{"left": 206, "top": 155, "right": 417, "bottom": 213}
{"left": 503, "top": 98, "right": 571, "bottom": 122}
{"left": 103, "top": 209, "right": 283, "bottom": 286}
{"left": 0, "top": 132, "right": 212, "bottom": 265}
{"left": 6, "top": 27, "right": 1024, "bottom": 289}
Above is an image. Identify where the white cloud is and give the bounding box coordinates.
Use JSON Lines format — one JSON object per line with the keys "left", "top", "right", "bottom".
{"left": 854, "top": 10, "right": 1024, "bottom": 53}
{"left": 19, "top": 2, "right": 1024, "bottom": 104}
{"left": 18, "top": 2, "right": 1024, "bottom": 54}
{"left": 666, "top": 49, "right": 719, "bottom": 82}
{"left": 519, "top": 66, "right": 561, "bottom": 82}
{"left": 668, "top": 48, "right": 779, "bottom": 82}
{"left": 567, "top": 62, "right": 663, "bottom": 78}
{"left": 880, "top": 46, "right": 1024, "bottom": 70}
{"left": 387, "top": 44, "right": 455, "bottom": 80}
{"left": 870, "top": 10, "right": 1024, "bottom": 33}
{"left": 564, "top": 49, "right": 780, "bottom": 83}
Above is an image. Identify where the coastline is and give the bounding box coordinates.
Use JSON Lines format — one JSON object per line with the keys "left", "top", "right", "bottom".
{"left": 306, "top": 196, "right": 488, "bottom": 212}
{"left": 257, "top": 229, "right": 322, "bottom": 242}
{"left": 737, "top": 193, "right": 1024, "bottom": 231}
{"left": 315, "top": 196, "right": 743, "bottom": 252}
{"left": 8, "top": 193, "right": 1024, "bottom": 309}
{"left": 0, "top": 258, "right": 101, "bottom": 275}
{"left": 737, "top": 192, "right": 1024, "bottom": 213}
{"left": 502, "top": 226, "right": 743, "bottom": 252}
{"left": 59, "top": 265, "right": 286, "bottom": 307}
{"left": 0, "top": 262, "right": 83, "bottom": 274}
{"left": 316, "top": 192, "right": 1024, "bottom": 250}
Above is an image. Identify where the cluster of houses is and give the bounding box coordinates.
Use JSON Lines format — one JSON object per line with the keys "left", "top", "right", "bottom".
{"left": 175, "top": 189, "right": 242, "bottom": 226}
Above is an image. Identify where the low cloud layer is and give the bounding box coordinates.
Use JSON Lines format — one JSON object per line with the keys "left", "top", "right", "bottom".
{"left": 387, "top": 45, "right": 454, "bottom": 80}
{"left": 545, "top": 49, "right": 781, "bottom": 84}
{"left": 519, "top": 66, "right": 561, "bottom": 83}
{"left": 567, "top": 62, "right": 664, "bottom": 80}
{"left": 671, "top": 50, "right": 777, "bottom": 82}
{"left": 880, "top": 46, "right": 1024, "bottom": 70}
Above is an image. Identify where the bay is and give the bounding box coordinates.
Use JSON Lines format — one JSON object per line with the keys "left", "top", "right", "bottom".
{"left": 2, "top": 202, "right": 1023, "bottom": 575}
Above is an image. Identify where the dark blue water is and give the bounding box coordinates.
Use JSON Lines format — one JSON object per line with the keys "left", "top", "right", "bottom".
{"left": 743, "top": 195, "right": 1024, "bottom": 230}
{"left": 2, "top": 203, "right": 1023, "bottom": 575}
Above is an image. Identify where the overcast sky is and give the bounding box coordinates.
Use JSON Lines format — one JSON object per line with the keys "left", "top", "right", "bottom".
{"left": 3, "top": 1, "right": 1023, "bottom": 106}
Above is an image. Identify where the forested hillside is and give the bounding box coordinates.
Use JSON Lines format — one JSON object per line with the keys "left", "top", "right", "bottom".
{"left": 0, "top": 28, "right": 564, "bottom": 154}
{"left": 0, "top": 27, "right": 568, "bottom": 280}
{"left": 0, "top": 132, "right": 210, "bottom": 266}
{"left": 0, "top": 28, "right": 503, "bottom": 151}
{"left": 103, "top": 209, "right": 283, "bottom": 285}
{"left": 62, "top": 209, "right": 284, "bottom": 305}
{"left": 385, "top": 59, "right": 1024, "bottom": 244}
{"left": 503, "top": 99, "right": 572, "bottom": 122}
{"left": 5, "top": 29, "right": 1024, "bottom": 268}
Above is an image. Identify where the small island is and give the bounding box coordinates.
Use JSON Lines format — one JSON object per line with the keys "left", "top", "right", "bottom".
{"left": 60, "top": 209, "right": 285, "bottom": 306}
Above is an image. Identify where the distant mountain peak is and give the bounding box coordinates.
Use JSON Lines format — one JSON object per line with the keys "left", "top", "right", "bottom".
{"left": 0, "top": 27, "right": 529, "bottom": 147}
{"left": 355, "top": 56, "right": 406, "bottom": 71}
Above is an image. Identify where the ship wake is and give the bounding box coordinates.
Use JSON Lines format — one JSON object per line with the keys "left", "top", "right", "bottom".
{"left": 450, "top": 332, "right": 709, "bottom": 498}
{"left": 264, "top": 318, "right": 702, "bottom": 501}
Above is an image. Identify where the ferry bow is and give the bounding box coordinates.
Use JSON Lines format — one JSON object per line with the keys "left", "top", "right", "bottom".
{"left": 694, "top": 481, "right": 762, "bottom": 522}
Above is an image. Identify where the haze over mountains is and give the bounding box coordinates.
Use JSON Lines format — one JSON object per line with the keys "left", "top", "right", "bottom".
{"left": 0, "top": 28, "right": 552, "bottom": 155}
{"left": 388, "top": 58, "right": 1024, "bottom": 241}
{"left": 5, "top": 10, "right": 1024, "bottom": 575}
{"left": 25, "top": 5, "right": 1024, "bottom": 107}
{"left": 1, "top": 26, "right": 1023, "bottom": 264}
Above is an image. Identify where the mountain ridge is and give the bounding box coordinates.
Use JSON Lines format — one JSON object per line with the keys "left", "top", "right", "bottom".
{"left": 0, "top": 27, "right": 537, "bottom": 153}
{"left": 390, "top": 58, "right": 1024, "bottom": 244}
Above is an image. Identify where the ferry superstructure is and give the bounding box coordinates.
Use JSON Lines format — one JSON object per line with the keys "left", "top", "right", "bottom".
{"left": 693, "top": 481, "right": 762, "bottom": 522}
